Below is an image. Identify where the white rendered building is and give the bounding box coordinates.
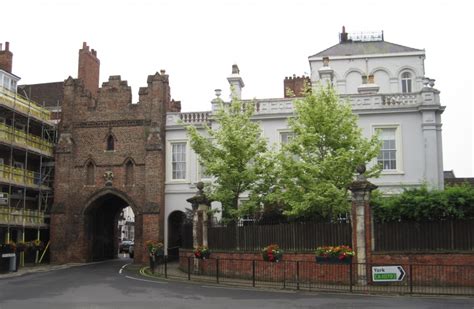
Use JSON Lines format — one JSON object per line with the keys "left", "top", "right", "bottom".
{"left": 164, "top": 29, "right": 445, "bottom": 250}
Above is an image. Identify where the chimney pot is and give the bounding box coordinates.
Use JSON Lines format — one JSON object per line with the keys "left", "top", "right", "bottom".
{"left": 232, "top": 64, "right": 240, "bottom": 74}
{"left": 5, "top": 42, "right": 9, "bottom": 51}
{"left": 340, "top": 26, "right": 349, "bottom": 43}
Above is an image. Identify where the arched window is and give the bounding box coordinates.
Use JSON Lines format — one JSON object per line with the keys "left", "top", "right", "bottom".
{"left": 125, "top": 161, "right": 134, "bottom": 185}
{"left": 106, "top": 135, "right": 115, "bottom": 151}
{"left": 401, "top": 72, "right": 412, "bottom": 93}
{"left": 86, "top": 162, "right": 95, "bottom": 185}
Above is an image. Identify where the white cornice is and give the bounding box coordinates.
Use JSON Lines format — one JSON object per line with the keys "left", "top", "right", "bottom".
{"left": 309, "top": 51, "right": 426, "bottom": 62}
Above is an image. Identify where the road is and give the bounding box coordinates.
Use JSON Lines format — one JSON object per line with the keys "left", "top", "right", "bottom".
{"left": 0, "top": 258, "right": 472, "bottom": 309}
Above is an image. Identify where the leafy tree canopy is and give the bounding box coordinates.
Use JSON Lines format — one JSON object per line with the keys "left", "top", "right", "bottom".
{"left": 185, "top": 97, "right": 267, "bottom": 220}
{"left": 261, "top": 85, "right": 381, "bottom": 220}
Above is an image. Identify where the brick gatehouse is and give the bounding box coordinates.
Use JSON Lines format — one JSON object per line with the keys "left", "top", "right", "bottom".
{"left": 50, "top": 44, "right": 178, "bottom": 264}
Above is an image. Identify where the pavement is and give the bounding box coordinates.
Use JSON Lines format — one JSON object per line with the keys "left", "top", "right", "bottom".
{"left": 0, "top": 253, "right": 129, "bottom": 280}
{"left": 0, "top": 262, "right": 90, "bottom": 279}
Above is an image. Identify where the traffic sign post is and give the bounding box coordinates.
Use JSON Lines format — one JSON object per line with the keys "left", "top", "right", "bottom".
{"left": 372, "top": 266, "right": 406, "bottom": 282}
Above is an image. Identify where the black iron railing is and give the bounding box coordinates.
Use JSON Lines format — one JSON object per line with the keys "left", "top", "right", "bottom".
{"left": 149, "top": 256, "right": 474, "bottom": 296}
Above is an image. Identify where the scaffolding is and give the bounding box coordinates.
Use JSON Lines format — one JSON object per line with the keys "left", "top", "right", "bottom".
{"left": 0, "top": 85, "right": 56, "bottom": 265}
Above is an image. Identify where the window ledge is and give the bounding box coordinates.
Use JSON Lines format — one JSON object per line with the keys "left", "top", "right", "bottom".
{"left": 165, "top": 180, "right": 191, "bottom": 185}
{"left": 380, "top": 170, "right": 405, "bottom": 175}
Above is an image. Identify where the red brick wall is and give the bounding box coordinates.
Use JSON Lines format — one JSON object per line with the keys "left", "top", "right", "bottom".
{"left": 179, "top": 250, "right": 350, "bottom": 284}
{"left": 78, "top": 42, "right": 100, "bottom": 97}
{"left": 284, "top": 75, "right": 310, "bottom": 97}
{"left": 177, "top": 250, "right": 474, "bottom": 287}
{"left": 371, "top": 253, "right": 474, "bottom": 286}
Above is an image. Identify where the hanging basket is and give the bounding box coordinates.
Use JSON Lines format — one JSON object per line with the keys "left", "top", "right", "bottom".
{"left": 315, "top": 256, "right": 352, "bottom": 264}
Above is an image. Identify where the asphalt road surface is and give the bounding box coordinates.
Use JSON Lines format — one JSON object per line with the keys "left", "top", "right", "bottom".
{"left": 0, "top": 258, "right": 473, "bottom": 309}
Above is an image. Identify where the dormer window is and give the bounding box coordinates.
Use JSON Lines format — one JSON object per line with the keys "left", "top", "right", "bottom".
{"left": 401, "top": 72, "right": 412, "bottom": 93}
{"left": 106, "top": 135, "right": 114, "bottom": 151}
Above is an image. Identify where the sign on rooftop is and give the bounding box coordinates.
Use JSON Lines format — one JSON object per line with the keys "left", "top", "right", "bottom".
{"left": 348, "top": 31, "right": 384, "bottom": 42}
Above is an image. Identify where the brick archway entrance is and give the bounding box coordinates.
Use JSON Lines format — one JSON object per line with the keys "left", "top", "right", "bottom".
{"left": 83, "top": 190, "right": 136, "bottom": 261}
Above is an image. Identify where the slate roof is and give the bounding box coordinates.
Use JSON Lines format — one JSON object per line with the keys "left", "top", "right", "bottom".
{"left": 18, "top": 82, "right": 64, "bottom": 108}
{"left": 311, "top": 41, "right": 423, "bottom": 58}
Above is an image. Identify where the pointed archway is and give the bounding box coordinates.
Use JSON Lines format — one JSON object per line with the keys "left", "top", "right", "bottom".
{"left": 82, "top": 188, "right": 139, "bottom": 262}
{"left": 84, "top": 193, "right": 130, "bottom": 261}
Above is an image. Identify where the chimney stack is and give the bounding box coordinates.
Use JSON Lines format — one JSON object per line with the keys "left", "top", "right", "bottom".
{"left": 284, "top": 75, "right": 311, "bottom": 97}
{"left": 0, "top": 42, "right": 13, "bottom": 73}
{"left": 78, "top": 42, "right": 100, "bottom": 97}
{"left": 340, "top": 26, "right": 349, "bottom": 43}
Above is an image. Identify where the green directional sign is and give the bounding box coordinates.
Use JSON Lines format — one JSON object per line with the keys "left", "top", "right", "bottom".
{"left": 372, "top": 266, "right": 405, "bottom": 282}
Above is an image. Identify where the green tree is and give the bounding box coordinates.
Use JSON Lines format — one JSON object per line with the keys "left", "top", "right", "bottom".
{"left": 185, "top": 97, "right": 268, "bottom": 220}
{"left": 270, "top": 84, "right": 381, "bottom": 220}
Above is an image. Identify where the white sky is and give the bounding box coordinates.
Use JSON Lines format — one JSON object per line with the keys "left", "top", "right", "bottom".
{"left": 3, "top": 0, "right": 474, "bottom": 177}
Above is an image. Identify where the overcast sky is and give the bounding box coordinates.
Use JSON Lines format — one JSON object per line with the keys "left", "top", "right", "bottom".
{"left": 3, "top": 0, "right": 473, "bottom": 177}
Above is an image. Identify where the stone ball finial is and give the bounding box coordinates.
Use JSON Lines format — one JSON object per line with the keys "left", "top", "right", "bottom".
{"left": 356, "top": 164, "right": 366, "bottom": 175}
{"left": 196, "top": 181, "right": 204, "bottom": 191}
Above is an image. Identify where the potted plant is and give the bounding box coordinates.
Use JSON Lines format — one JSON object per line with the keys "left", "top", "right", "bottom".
{"left": 145, "top": 240, "right": 164, "bottom": 256}
{"left": 315, "top": 245, "right": 354, "bottom": 264}
{"left": 194, "top": 246, "right": 210, "bottom": 259}
{"left": 30, "top": 240, "right": 44, "bottom": 251}
{"left": 262, "top": 244, "right": 283, "bottom": 262}
{"left": 0, "top": 242, "right": 16, "bottom": 254}
{"left": 16, "top": 241, "right": 28, "bottom": 253}
{"left": 145, "top": 240, "right": 164, "bottom": 273}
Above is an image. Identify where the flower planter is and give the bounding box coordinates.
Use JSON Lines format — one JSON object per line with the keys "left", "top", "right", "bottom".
{"left": 263, "top": 257, "right": 282, "bottom": 263}
{"left": 0, "top": 244, "right": 16, "bottom": 254}
{"left": 262, "top": 244, "right": 283, "bottom": 263}
{"left": 315, "top": 256, "right": 352, "bottom": 264}
{"left": 194, "top": 246, "right": 210, "bottom": 259}
{"left": 195, "top": 252, "right": 210, "bottom": 260}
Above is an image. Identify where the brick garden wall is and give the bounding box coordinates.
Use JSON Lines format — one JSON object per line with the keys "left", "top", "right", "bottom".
{"left": 178, "top": 250, "right": 474, "bottom": 287}
{"left": 371, "top": 253, "right": 474, "bottom": 286}
{"left": 179, "top": 250, "right": 350, "bottom": 284}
